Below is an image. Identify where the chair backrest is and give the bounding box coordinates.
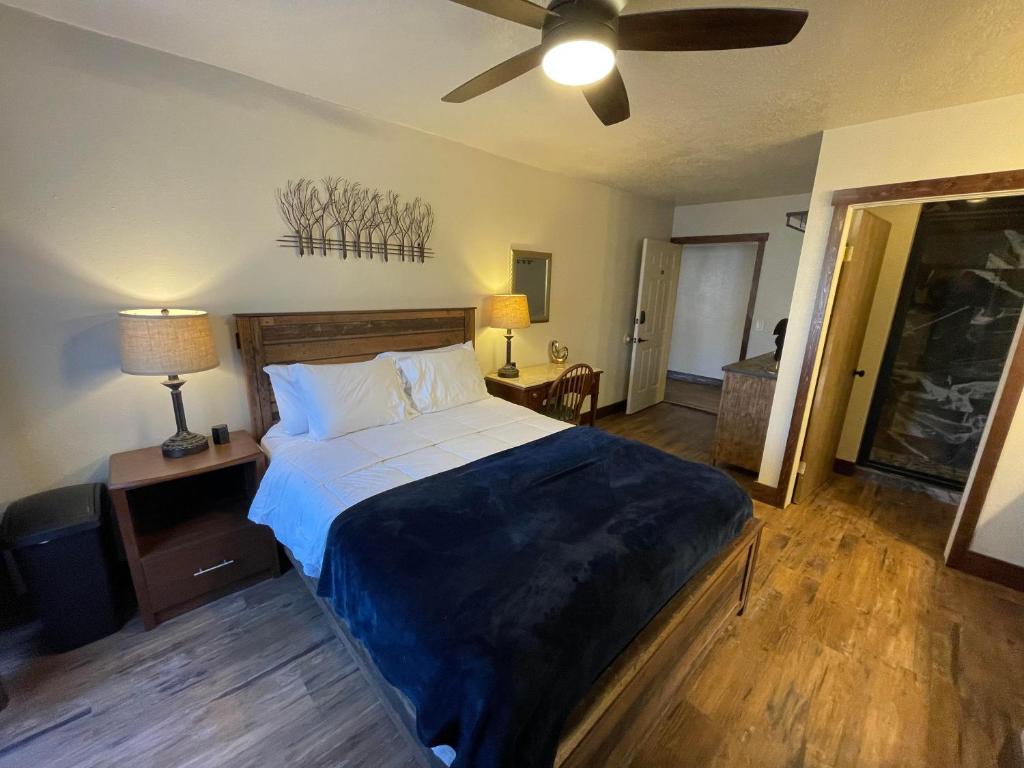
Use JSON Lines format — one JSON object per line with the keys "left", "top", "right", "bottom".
{"left": 543, "top": 363, "right": 595, "bottom": 425}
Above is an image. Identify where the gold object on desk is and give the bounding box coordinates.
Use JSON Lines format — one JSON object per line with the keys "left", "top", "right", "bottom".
{"left": 712, "top": 352, "right": 777, "bottom": 473}
{"left": 549, "top": 340, "right": 569, "bottom": 365}
{"left": 485, "top": 362, "right": 603, "bottom": 425}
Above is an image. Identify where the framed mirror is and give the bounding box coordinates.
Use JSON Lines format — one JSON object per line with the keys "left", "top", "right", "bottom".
{"left": 511, "top": 249, "right": 551, "bottom": 323}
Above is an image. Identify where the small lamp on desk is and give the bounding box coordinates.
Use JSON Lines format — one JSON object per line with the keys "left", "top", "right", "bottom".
{"left": 490, "top": 294, "right": 531, "bottom": 378}
{"left": 118, "top": 308, "right": 219, "bottom": 458}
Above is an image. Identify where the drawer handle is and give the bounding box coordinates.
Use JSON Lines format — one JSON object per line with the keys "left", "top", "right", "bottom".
{"left": 193, "top": 559, "right": 235, "bottom": 577}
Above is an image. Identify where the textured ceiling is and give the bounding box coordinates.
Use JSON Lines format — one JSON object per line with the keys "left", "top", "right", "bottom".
{"left": 6, "top": 0, "right": 1024, "bottom": 203}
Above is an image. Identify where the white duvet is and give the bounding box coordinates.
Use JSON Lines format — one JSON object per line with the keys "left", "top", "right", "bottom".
{"left": 249, "top": 396, "right": 572, "bottom": 577}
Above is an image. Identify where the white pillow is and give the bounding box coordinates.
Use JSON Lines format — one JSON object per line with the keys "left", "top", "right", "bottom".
{"left": 263, "top": 365, "right": 308, "bottom": 435}
{"left": 377, "top": 341, "right": 474, "bottom": 396}
{"left": 293, "top": 358, "right": 417, "bottom": 441}
{"left": 395, "top": 345, "right": 489, "bottom": 414}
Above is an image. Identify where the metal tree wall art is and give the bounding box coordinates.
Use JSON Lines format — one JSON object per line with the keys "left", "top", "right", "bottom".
{"left": 276, "top": 177, "right": 435, "bottom": 262}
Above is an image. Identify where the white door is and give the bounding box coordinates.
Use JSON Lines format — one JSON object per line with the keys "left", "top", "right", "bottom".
{"left": 626, "top": 239, "right": 682, "bottom": 414}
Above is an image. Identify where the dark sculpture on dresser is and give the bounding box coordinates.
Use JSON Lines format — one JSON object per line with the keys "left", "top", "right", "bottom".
{"left": 773, "top": 318, "right": 788, "bottom": 362}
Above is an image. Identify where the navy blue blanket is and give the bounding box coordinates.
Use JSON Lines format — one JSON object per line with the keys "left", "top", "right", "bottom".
{"left": 317, "top": 427, "right": 751, "bottom": 768}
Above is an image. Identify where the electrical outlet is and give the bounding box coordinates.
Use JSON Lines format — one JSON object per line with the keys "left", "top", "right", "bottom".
{"left": 755, "top": 319, "right": 766, "bottom": 332}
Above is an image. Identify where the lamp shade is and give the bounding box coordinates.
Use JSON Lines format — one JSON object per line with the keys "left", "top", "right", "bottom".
{"left": 119, "top": 309, "right": 219, "bottom": 376}
{"left": 490, "top": 294, "right": 531, "bottom": 330}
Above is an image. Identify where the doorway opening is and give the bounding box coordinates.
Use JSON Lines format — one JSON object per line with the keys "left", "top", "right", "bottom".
{"left": 766, "top": 169, "right": 1024, "bottom": 591}
{"left": 857, "top": 196, "right": 1024, "bottom": 489}
{"left": 622, "top": 234, "right": 779, "bottom": 492}
{"left": 663, "top": 234, "right": 766, "bottom": 414}
{"left": 793, "top": 194, "right": 1024, "bottom": 504}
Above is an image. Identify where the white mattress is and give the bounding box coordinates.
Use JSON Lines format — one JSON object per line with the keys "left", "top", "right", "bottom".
{"left": 249, "top": 396, "right": 572, "bottom": 578}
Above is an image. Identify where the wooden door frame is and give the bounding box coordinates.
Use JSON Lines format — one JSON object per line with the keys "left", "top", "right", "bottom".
{"left": 790, "top": 209, "right": 891, "bottom": 505}
{"left": 669, "top": 233, "right": 768, "bottom": 361}
{"left": 760, "top": 168, "right": 1024, "bottom": 587}
{"left": 945, "top": 322, "right": 1024, "bottom": 590}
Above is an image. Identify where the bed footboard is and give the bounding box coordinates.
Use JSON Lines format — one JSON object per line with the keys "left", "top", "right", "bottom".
{"left": 556, "top": 517, "right": 763, "bottom": 767}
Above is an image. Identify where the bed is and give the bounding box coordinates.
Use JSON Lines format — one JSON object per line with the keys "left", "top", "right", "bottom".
{"left": 235, "top": 307, "right": 763, "bottom": 768}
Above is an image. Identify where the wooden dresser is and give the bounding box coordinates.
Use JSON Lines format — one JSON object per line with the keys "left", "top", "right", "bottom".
{"left": 712, "top": 352, "right": 777, "bottom": 473}
{"left": 485, "top": 363, "right": 602, "bottom": 426}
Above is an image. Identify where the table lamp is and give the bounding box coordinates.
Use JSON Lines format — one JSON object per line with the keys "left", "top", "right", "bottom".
{"left": 119, "top": 308, "right": 219, "bottom": 458}
{"left": 490, "top": 294, "right": 531, "bottom": 378}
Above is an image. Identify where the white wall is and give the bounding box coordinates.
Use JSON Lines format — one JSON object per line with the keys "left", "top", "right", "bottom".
{"left": 669, "top": 243, "right": 757, "bottom": 379}
{"left": 672, "top": 193, "right": 811, "bottom": 358}
{"left": 761, "top": 93, "right": 1024, "bottom": 567}
{"left": 0, "top": 6, "right": 673, "bottom": 506}
{"left": 836, "top": 203, "right": 922, "bottom": 462}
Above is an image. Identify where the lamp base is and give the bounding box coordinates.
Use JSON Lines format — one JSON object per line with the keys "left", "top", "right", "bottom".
{"left": 161, "top": 430, "right": 209, "bottom": 459}
{"left": 159, "top": 375, "right": 209, "bottom": 458}
{"left": 497, "top": 363, "right": 520, "bottom": 379}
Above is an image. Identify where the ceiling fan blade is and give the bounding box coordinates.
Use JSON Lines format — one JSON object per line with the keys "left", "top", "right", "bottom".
{"left": 447, "top": 0, "right": 557, "bottom": 29}
{"left": 583, "top": 66, "right": 630, "bottom": 126}
{"left": 443, "top": 46, "right": 544, "bottom": 103}
{"left": 618, "top": 8, "right": 808, "bottom": 51}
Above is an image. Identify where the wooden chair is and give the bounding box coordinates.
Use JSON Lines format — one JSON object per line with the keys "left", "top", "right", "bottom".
{"left": 540, "top": 363, "right": 595, "bottom": 425}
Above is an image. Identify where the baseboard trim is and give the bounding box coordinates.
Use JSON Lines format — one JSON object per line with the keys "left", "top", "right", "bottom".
{"left": 663, "top": 400, "right": 720, "bottom": 416}
{"left": 948, "top": 550, "right": 1024, "bottom": 592}
{"left": 667, "top": 370, "right": 723, "bottom": 386}
{"left": 750, "top": 482, "right": 786, "bottom": 508}
{"left": 595, "top": 400, "right": 627, "bottom": 420}
{"left": 833, "top": 459, "right": 857, "bottom": 476}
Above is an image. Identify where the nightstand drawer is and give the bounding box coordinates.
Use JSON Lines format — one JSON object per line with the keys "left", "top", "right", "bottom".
{"left": 143, "top": 524, "right": 275, "bottom": 612}
{"left": 486, "top": 379, "right": 548, "bottom": 410}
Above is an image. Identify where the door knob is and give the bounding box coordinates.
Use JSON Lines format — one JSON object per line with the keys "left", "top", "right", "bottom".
{"left": 853, "top": 369, "right": 865, "bottom": 377}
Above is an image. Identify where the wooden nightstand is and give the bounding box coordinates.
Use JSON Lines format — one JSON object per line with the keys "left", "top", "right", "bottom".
{"left": 485, "top": 363, "right": 603, "bottom": 426}
{"left": 108, "top": 431, "right": 279, "bottom": 630}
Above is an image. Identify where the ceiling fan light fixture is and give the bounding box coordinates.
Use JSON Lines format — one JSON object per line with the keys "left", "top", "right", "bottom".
{"left": 442, "top": 1, "right": 809, "bottom": 125}
{"left": 541, "top": 39, "right": 615, "bottom": 86}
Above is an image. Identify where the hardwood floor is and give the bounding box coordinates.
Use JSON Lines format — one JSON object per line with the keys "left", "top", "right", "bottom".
{"left": 2, "top": 404, "right": 1022, "bottom": 767}
{"left": 631, "top": 472, "right": 1024, "bottom": 768}
{"left": 0, "top": 573, "right": 417, "bottom": 768}
{"left": 602, "top": 401, "right": 720, "bottom": 463}
{"left": 600, "top": 402, "right": 757, "bottom": 494}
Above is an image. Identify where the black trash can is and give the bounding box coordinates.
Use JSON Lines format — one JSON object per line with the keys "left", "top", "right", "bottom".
{"left": 1, "top": 483, "right": 131, "bottom": 652}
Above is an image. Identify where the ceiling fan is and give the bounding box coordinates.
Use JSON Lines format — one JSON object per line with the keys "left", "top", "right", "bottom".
{"left": 442, "top": 0, "right": 808, "bottom": 126}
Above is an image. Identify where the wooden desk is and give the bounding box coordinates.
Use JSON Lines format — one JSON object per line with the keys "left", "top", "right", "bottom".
{"left": 712, "top": 353, "right": 777, "bottom": 473}
{"left": 485, "top": 363, "right": 603, "bottom": 426}
{"left": 108, "top": 431, "right": 278, "bottom": 629}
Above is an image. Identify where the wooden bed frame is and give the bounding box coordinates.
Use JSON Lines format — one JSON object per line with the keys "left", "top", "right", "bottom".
{"left": 235, "top": 307, "right": 763, "bottom": 768}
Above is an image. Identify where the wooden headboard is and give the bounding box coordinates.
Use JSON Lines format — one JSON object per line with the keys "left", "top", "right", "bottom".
{"left": 235, "top": 307, "right": 476, "bottom": 439}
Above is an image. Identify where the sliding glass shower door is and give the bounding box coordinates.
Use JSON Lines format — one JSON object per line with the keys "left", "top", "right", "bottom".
{"left": 860, "top": 196, "right": 1024, "bottom": 488}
